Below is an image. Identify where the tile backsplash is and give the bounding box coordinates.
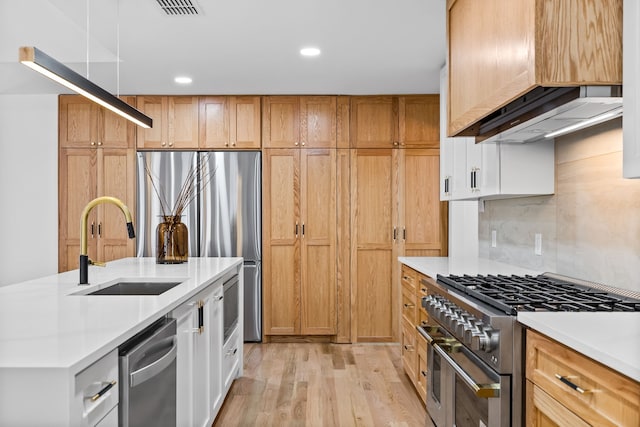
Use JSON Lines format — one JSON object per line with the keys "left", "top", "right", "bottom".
{"left": 479, "top": 118, "right": 640, "bottom": 292}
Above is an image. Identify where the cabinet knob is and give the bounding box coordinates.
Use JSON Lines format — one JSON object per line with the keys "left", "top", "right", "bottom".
{"left": 231, "top": 142, "right": 236, "bottom": 146}
{"left": 161, "top": 142, "right": 166, "bottom": 147}
{"left": 225, "top": 142, "right": 229, "bottom": 147}
{"left": 393, "top": 141, "right": 399, "bottom": 146}
{"left": 294, "top": 142, "right": 299, "bottom": 146}
{"left": 90, "top": 142, "right": 96, "bottom": 146}
{"left": 168, "top": 142, "right": 174, "bottom": 147}
{"left": 301, "top": 142, "right": 305, "bottom": 146}
{"left": 97, "top": 141, "right": 103, "bottom": 146}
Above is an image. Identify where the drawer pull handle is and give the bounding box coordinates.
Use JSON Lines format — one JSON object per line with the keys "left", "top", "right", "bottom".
{"left": 403, "top": 303, "right": 415, "bottom": 308}
{"left": 421, "top": 287, "right": 427, "bottom": 293}
{"left": 555, "top": 374, "right": 586, "bottom": 394}
{"left": 88, "top": 380, "right": 117, "bottom": 402}
{"left": 421, "top": 370, "right": 428, "bottom": 377}
{"left": 403, "top": 345, "right": 414, "bottom": 351}
{"left": 226, "top": 348, "right": 238, "bottom": 356}
{"left": 420, "top": 320, "right": 429, "bottom": 327}
{"left": 403, "top": 275, "right": 411, "bottom": 281}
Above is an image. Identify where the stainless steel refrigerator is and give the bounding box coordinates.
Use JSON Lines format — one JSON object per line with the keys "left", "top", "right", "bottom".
{"left": 136, "top": 151, "right": 262, "bottom": 342}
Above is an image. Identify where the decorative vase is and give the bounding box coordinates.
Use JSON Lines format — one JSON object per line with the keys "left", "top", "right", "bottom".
{"left": 156, "top": 215, "right": 188, "bottom": 264}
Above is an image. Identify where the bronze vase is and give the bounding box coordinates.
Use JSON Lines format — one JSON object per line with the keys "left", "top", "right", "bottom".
{"left": 156, "top": 215, "right": 188, "bottom": 264}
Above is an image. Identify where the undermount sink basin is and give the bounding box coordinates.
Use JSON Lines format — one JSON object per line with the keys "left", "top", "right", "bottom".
{"left": 72, "top": 278, "right": 186, "bottom": 296}
{"left": 88, "top": 281, "right": 182, "bottom": 296}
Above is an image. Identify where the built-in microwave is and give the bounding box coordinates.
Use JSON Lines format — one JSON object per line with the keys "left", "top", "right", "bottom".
{"left": 223, "top": 275, "right": 239, "bottom": 343}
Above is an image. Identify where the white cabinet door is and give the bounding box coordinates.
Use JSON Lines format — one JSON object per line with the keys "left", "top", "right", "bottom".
{"left": 174, "top": 301, "right": 195, "bottom": 427}
{"left": 623, "top": 0, "right": 640, "bottom": 178}
{"left": 209, "top": 289, "right": 224, "bottom": 415}
{"left": 193, "top": 291, "right": 212, "bottom": 427}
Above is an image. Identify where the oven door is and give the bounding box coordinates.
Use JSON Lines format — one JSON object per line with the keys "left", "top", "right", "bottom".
{"left": 420, "top": 325, "right": 511, "bottom": 427}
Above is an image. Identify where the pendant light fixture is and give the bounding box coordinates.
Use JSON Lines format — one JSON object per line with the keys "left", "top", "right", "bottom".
{"left": 19, "top": 46, "right": 152, "bottom": 128}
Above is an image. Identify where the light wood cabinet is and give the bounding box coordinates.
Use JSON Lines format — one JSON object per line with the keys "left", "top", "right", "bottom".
{"left": 59, "top": 95, "right": 134, "bottom": 148}
{"left": 526, "top": 329, "right": 640, "bottom": 427}
{"left": 59, "top": 147, "right": 136, "bottom": 272}
{"left": 350, "top": 95, "right": 440, "bottom": 148}
{"left": 263, "top": 148, "right": 336, "bottom": 336}
{"left": 350, "top": 148, "right": 398, "bottom": 342}
{"left": 350, "top": 147, "right": 447, "bottom": 342}
{"left": 136, "top": 96, "right": 199, "bottom": 149}
{"left": 199, "top": 96, "right": 261, "bottom": 149}
{"left": 400, "top": 264, "right": 431, "bottom": 403}
{"left": 262, "top": 96, "right": 337, "bottom": 148}
{"left": 447, "top": 0, "right": 622, "bottom": 137}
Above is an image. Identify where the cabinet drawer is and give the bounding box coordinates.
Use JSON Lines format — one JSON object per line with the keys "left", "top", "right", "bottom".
{"left": 526, "top": 380, "right": 589, "bottom": 427}
{"left": 401, "top": 265, "right": 418, "bottom": 291}
{"left": 223, "top": 331, "right": 241, "bottom": 391}
{"left": 416, "top": 331, "right": 428, "bottom": 403}
{"left": 526, "top": 330, "right": 640, "bottom": 427}
{"left": 74, "top": 349, "right": 119, "bottom": 427}
{"left": 401, "top": 319, "right": 417, "bottom": 382}
{"left": 401, "top": 285, "right": 417, "bottom": 325}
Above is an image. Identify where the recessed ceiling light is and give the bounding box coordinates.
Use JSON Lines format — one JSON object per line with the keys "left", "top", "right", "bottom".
{"left": 300, "top": 47, "right": 321, "bottom": 57}
{"left": 174, "top": 76, "right": 193, "bottom": 84}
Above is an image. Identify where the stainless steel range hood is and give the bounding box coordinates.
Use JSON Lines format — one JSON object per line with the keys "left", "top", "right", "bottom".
{"left": 473, "top": 85, "right": 623, "bottom": 144}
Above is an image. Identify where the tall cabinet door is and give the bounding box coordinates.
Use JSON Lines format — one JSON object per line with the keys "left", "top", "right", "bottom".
{"left": 96, "top": 148, "right": 136, "bottom": 263}
{"left": 350, "top": 148, "right": 398, "bottom": 342}
{"left": 300, "top": 149, "right": 336, "bottom": 334}
{"left": 263, "top": 149, "right": 301, "bottom": 335}
{"left": 59, "top": 148, "right": 98, "bottom": 272}
{"left": 400, "top": 149, "right": 447, "bottom": 257}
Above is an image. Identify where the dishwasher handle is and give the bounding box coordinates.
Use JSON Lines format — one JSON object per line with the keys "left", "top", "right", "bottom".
{"left": 130, "top": 338, "right": 177, "bottom": 387}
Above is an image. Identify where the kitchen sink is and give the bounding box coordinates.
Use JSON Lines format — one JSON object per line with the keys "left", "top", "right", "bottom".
{"left": 72, "top": 278, "right": 186, "bottom": 296}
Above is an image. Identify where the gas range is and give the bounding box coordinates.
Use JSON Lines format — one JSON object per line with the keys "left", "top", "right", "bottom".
{"left": 419, "top": 272, "right": 640, "bottom": 427}
{"left": 436, "top": 273, "right": 640, "bottom": 314}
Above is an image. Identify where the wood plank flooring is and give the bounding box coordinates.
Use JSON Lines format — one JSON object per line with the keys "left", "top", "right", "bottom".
{"left": 213, "top": 343, "right": 429, "bottom": 427}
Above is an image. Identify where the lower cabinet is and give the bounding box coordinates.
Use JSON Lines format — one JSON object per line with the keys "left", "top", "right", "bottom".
{"left": 526, "top": 329, "right": 640, "bottom": 426}
{"left": 173, "top": 278, "right": 230, "bottom": 427}
{"left": 400, "top": 264, "right": 430, "bottom": 403}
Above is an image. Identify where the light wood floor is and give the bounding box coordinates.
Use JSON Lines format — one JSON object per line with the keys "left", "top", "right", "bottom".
{"left": 213, "top": 342, "right": 429, "bottom": 427}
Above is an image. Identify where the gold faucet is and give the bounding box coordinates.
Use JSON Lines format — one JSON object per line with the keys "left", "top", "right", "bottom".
{"left": 79, "top": 196, "right": 135, "bottom": 285}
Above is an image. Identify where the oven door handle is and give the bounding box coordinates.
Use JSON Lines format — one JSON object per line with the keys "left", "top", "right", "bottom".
{"left": 433, "top": 343, "right": 500, "bottom": 398}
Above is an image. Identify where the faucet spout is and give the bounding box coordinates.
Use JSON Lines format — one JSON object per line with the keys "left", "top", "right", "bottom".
{"left": 79, "top": 196, "right": 135, "bottom": 285}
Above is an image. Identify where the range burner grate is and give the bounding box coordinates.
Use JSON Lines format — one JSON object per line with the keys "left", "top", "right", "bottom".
{"left": 436, "top": 274, "right": 640, "bottom": 314}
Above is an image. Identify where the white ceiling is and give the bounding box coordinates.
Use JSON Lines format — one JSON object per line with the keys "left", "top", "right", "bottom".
{"left": 0, "top": 0, "right": 446, "bottom": 96}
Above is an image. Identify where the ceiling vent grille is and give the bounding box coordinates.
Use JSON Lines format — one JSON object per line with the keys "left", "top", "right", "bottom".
{"left": 156, "top": 0, "right": 201, "bottom": 16}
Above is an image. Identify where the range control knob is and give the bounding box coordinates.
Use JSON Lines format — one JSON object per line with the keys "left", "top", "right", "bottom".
{"left": 470, "top": 328, "right": 499, "bottom": 352}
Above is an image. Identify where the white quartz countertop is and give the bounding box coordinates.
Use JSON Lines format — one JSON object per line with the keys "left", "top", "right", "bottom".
{"left": 0, "top": 257, "right": 242, "bottom": 372}
{"left": 398, "top": 256, "right": 541, "bottom": 278}
{"left": 399, "top": 257, "right": 640, "bottom": 383}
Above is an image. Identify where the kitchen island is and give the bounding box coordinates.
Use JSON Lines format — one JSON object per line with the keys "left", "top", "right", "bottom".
{"left": 0, "top": 257, "right": 243, "bottom": 427}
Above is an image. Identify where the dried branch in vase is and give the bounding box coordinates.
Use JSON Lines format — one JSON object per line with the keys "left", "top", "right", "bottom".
{"left": 143, "top": 153, "right": 216, "bottom": 218}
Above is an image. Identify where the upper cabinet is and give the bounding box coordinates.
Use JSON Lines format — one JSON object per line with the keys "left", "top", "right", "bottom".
{"left": 350, "top": 95, "right": 440, "bottom": 148}
{"left": 447, "top": 0, "right": 622, "bottom": 137}
{"left": 439, "top": 66, "right": 554, "bottom": 201}
{"left": 199, "top": 96, "right": 261, "bottom": 149}
{"left": 136, "top": 96, "right": 199, "bottom": 149}
{"left": 262, "top": 96, "right": 337, "bottom": 148}
{"left": 59, "top": 95, "right": 135, "bottom": 149}
{"left": 624, "top": 0, "right": 640, "bottom": 178}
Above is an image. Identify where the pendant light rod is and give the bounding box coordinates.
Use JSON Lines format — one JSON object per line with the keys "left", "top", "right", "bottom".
{"left": 19, "top": 46, "right": 152, "bottom": 128}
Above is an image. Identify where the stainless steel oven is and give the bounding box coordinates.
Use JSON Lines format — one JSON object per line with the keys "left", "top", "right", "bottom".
{"left": 419, "top": 325, "right": 510, "bottom": 427}
{"left": 223, "top": 274, "right": 239, "bottom": 343}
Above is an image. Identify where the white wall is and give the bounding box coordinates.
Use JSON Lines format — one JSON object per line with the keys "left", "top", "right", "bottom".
{"left": 0, "top": 95, "right": 58, "bottom": 286}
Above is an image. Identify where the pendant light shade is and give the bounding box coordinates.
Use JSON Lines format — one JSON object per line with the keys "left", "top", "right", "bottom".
{"left": 19, "top": 46, "right": 152, "bottom": 128}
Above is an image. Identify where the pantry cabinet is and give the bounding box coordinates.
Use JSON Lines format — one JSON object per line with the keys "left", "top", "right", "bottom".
{"left": 350, "top": 95, "right": 439, "bottom": 148}
{"left": 199, "top": 96, "right": 261, "bottom": 149}
{"left": 526, "top": 329, "right": 640, "bottom": 427}
{"left": 262, "top": 96, "right": 337, "bottom": 148}
{"left": 136, "top": 96, "right": 199, "bottom": 149}
{"left": 447, "top": 0, "right": 622, "bottom": 137}
{"left": 263, "top": 148, "right": 337, "bottom": 336}
{"left": 59, "top": 95, "right": 135, "bottom": 149}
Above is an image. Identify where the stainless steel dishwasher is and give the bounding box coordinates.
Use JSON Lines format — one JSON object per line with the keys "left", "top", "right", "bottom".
{"left": 119, "top": 317, "right": 177, "bottom": 427}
